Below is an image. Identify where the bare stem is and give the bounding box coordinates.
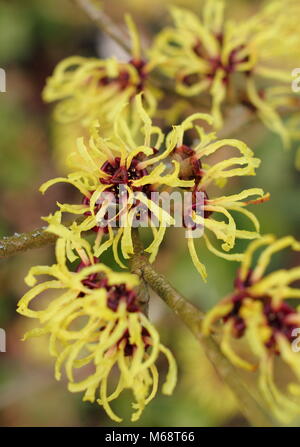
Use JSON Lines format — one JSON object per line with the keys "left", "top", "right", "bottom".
{"left": 130, "top": 230, "right": 204, "bottom": 332}
{"left": 0, "top": 227, "right": 57, "bottom": 258}
{"left": 128, "top": 236, "right": 150, "bottom": 315}
{"left": 72, "top": 0, "right": 131, "bottom": 54}
{"left": 0, "top": 218, "right": 83, "bottom": 259}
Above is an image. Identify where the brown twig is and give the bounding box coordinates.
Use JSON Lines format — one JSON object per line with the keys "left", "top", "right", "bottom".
{"left": 72, "top": 0, "right": 131, "bottom": 54}
{"left": 0, "top": 227, "right": 57, "bottom": 259}
{"left": 0, "top": 217, "right": 84, "bottom": 259}
{"left": 130, "top": 230, "right": 204, "bottom": 332}
{"left": 128, "top": 235, "right": 150, "bottom": 315}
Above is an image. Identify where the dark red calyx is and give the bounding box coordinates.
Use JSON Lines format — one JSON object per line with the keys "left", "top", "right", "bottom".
{"left": 193, "top": 41, "right": 204, "bottom": 58}
{"left": 182, "top": 73, "right": 201, "bottom": 86}
{"left": 234, "top": 268, "right": 254, "bottom": 290}
{"left": 98, "top": 58, "right": 147, "bottom": 93}
{"left": 222, "top": 295, "right": 246, "bottom": 338}
{"left": 183, "top": 188, "right": 212, "bottom": 230}
{"left": 224, "top": 284, "right": 299, "bottom": 346}
{"left": 110, "top": 166, "right": 128, "bottom": 184}
{"left": 263, "top": 298, "right": 298, "bottom": 345}
{"left": 130, "top": 58, "right": 146, "bottom": 74}
{"left": 117, "top": 327, "right": 150, "bottom": 356}
{"left": 174, "top": 145, "right": 203, "bottom": 181}
{"left": 78, "top": 263, "right": 141, "bottom": 314}
{"left": 228, "top": 44, "right": 248, "bottom": 67}
{"left": 77, "top": 257, "right": 109, "bottom": 296}
{"left": 215, "top": 32, "right": 224, "bottom": 45}
{"left": 106, "top": 283, "right": 139, "bottom": 313}
{"left": 130, "top": 58, "right": 147, "bottom": 92}
{"left": 192, "top": 188, "right": 212, "bottom": 219}
{"left": 207, "top": 44, "right": 249, "bottom": 84}
{"left": 100, "top": 157, "right": 146, "bottom": 184}
{"left": 189, "top": 34, "right": 249, "bottom": 87}
{"left": 175, "top": 144, "right": 194, "bottom": 159}
{"left": 76, "top": 256, "right": 99, "bottom": 273}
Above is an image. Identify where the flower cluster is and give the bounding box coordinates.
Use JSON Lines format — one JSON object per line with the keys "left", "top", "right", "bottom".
{"left": 169, "top": 113, "right": 268, "bottom": 280}
{"left": 17, "top": 237, "right": 176, "bottom": 422}
{"left": 19, "top": 85, "right": 270, "bottom": 420}
{"left": 203, "top": 235, "right": 300, "bottom": 423}
{"left": 16, "top": 0, "right": 300, "bottom": 425}
{"left": 40, "top": 95, "right": 268, "bottom": 280}
{"left": 43, "top": 15, "right": 161, "bottom": 130}
{"left": 150, "top": 0, "right": 300, "bottom": 146}
{"left": 40, "top": 95, "right": 194, "bottom": 267}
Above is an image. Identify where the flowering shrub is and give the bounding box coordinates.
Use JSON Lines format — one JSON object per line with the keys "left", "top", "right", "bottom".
{"left": 2, "top": 0, "right": 299, "bottom": 426}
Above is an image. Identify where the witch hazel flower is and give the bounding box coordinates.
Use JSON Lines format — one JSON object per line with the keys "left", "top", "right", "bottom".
{"left": 43, "top": 15, "right": 163, "bottom": 130}
{"left": 168, "top": 113, "right": 269, "bottom": 281}
{"left": 203, "top": 235, "right": 300, "bottom": 423}
{"left": 17, "top": 236, "right": 177, "bottom": 422}
{"left": 40, "top": 94, "right": 193, "bottom": 267}
{"left": 40, "top": 94, "right": 268, "bottom": 279}
{"left": 149, "top": 0, "right": 300, "bottom": 146}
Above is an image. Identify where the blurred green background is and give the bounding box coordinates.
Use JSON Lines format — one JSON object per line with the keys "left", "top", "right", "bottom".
{"left": 0, "top": 0, "right": 299, "bottom": 427}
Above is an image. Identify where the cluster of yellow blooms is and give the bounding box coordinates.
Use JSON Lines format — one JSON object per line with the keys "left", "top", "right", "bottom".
{"left": 43, "top": 15, "right": 161, "bottom": 131}
{"left": 40, "top": 97, "right": 267, "bottom": 280}
{"left": 44, "top": 0, "right": 300, "bottom": 149}
{"left": 150, "top": 0, "right": 300, "bottom": 147}
{"left": 18, "top": 0, "right": 300, "bottom": 423}
{"left": 203, "top": 235, "right": 300, "bottom": 423}
{"left": 17, "top": 238, "right": 176, "bottom": 422}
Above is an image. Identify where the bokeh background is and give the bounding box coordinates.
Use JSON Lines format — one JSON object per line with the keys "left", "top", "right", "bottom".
{"left": 0, "top": 0, "right": 299, "bottom": 427}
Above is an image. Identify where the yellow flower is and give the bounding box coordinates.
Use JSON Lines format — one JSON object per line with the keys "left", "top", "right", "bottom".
{"left": 40, "top": 95, "right": 194, "bottom": 267}
{"left": 150, "top": 0, "right": 300, "bottom": 146}
{"left": 285, "top": 113, "right": 300, "bottom": 169}
{"left": 43, "top": 15, "right": 162, "bottom": 129}
{"left": 203, "top": 235, "right": 300, "bottom": 423}
{"left": 171, "top": 113, "right": 269, "bottom": 281}
{"left": 40, "top": 98, "right": 267, "bottom": 279}
{"left": 17, "top": 237, "right": 177, "bottom": 422}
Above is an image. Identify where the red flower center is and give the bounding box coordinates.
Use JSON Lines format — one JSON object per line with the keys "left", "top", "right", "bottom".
{"left": 99, "top": 58, "right": 147, "bottom": 93}
{"left": 225, "top": 270, "right": 298, "bottom": 348}
{"left": 183, "top": 38, "right": 251, "bottom": 87}
{"left": 76, "top": 259, "right": 149, "bottom": 356}
{"left": 76, "top": 259, "right": 140, "bottom": 313}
